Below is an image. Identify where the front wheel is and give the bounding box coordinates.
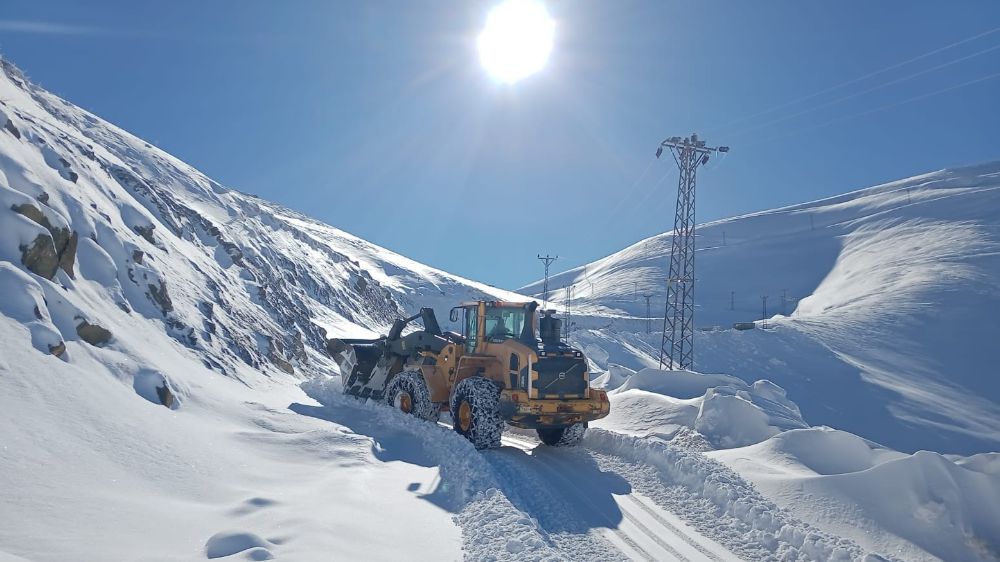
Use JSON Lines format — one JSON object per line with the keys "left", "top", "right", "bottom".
{"left": 537, "top": 422, "right": 587, "bottom": 446}
{"left": 450, "top": 377, "right": 503, "bottom": 450}
{"left": 385, "top": 370, "right": 438, "bottom": 421}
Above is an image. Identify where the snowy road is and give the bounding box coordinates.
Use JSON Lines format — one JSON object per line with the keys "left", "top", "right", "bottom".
{"left": 493, "top": 434, "right": 739, "bottom": 562}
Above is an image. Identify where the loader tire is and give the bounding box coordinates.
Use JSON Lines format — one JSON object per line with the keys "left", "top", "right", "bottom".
{"left": 451, "top": 377, "right": 503, "bottom": 450}
{"left": 537, "top": 422, "right": 587, "bottom": 447}
{"left": 385, "top": 370, "right": 438, "bottom": 422}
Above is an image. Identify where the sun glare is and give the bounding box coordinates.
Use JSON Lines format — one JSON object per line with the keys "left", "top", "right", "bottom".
{"left": 477, "top": 0, "right": 555, "bottom": 84}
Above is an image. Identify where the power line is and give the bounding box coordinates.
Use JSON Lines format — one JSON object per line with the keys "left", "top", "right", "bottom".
{"left": 707, "top": 25, "right": 1000, "bottom": 135}
{"left": 724, "top": 41, "right": 1000, "bottom": 140}
{"left": 746, "top": 69, "right": 1000, "bottom": 148}
{"left": 603, "top": 156, "right": 658, "bottom": 223}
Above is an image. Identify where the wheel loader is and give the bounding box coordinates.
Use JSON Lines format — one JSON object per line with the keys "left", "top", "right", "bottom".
{"left": 326, "top": 300, "right": 610, "bottom": 449}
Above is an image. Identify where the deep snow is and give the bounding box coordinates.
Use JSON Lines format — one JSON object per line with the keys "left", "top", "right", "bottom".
{"left": 522, "top": 162, "right": 1000, "bottom": 456}
{"left": 2, "top": 52, "right": 999, "bottom": 562}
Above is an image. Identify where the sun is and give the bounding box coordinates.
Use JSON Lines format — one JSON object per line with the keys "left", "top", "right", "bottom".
{"left": 477, "top": 0, "right": 555, "bottom": 84}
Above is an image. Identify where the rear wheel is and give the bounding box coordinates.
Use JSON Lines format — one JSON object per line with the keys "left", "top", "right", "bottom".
{"left": 537, "top": 422, "right": 587, "bottom": 446}
{"left": 450, "top": 377, "right": 503, "bottom": 449}
{"left": 385, "top": 370, "right": 438, "bottom": 421}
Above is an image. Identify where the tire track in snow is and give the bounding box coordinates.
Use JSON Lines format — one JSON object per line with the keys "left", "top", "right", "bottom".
{"left": 487, "top": 443, "right": 633, "bottom": 561}
{"left": 544, "top": 445, "right": 736, "bottom": 562}
{"left": 623, "top": 494, "right": 729, "bottom": 562}
{"left": 503, "top": 434, "right": 738, "bottom": 562}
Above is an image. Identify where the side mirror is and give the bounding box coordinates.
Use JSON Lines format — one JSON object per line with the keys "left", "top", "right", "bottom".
{"left": 449, "top": 307, "right": 460, "bottom": 323}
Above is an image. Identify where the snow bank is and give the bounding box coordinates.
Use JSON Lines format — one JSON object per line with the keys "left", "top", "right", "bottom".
{"left": 597, "top": 368, "right": 807, "bottom": 448}
{"left": 615, "top": 367, "right": 745, "bottom": 397}
{"left": 589, "top": 363, "right": 633, "bottom": 390}
{"left": 584, "top": 429, "right": 874, "bottom": 561}
{"left": 711, "top": 427, "right": 1000, "bottom": 561}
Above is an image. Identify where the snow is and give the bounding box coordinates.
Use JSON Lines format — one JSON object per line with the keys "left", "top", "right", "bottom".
{"left": 526, "top": 162, "right": 1000, "bottom": 455}
{"left": 711, "top": 429, "right": 1000, "bottom": 561}
{"left": 595, "top": 368, "right": 807, "bottom": 448}
{"left": 3, "top": 51, "right": 1000, "bottom": 562}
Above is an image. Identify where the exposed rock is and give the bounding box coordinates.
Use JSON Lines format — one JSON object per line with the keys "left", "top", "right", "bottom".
{"left": 272, "top": 355, "right": 294, "bottom": 375}
{"left": 291, "top": 331, "right": 308, "bottom": 362}
{"left": 266, "top": 336, "right": 295, "bottom": 375}
{"left": 76, "top": 320, "right": 112, "bottom": 347}
{"left": 11, "top": 203, "right": 77, "bottom": 279}
{"left": 48, "top": 342, "right": 66, "bottom": 357}
{"left": 134, "top": 224, "right": 156, "bottom": 245}
{"left": 58, "top": 230, "right": 78, "bottom": 277}
{"left": 132, "top": 249, "right": 144, "bottom": 264}
{"left": 32, "top": 305, "right": 43, "bottom": 320}
{"left": 156, "top": 383, "right": 175, "bottom": 408}
{"left": 148, "top": 281, "right": 173, "bottom": 314}
{"left": 3, "top": 118, "right": 20, "bottom": 139}
{"left": 20, "top": 233, "right": 59, "bottom": 279}
{"left": 11, "top": 202, "right": 47, "bottom": 226}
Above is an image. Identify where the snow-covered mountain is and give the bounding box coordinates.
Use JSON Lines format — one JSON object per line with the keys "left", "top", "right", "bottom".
{"left": 0, "top": 57, "right": 523, "bottom": 382}
{"left": 522, "top": 162, "right": 1000, "bottom": 456}
{"left": 0, "top": 57, "right": 526, "bottom": 561}
{"left": 2, "top": 54, "right": 998, "bottom": 562}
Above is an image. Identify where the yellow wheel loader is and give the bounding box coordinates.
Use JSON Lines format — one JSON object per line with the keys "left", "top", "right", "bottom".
{"left": 326, "top": 300, "right": 610, "bottom": 449}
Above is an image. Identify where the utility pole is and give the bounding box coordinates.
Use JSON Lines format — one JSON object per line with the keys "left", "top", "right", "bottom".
{"left": 655, "top": 134, "right": 729, "bottom": 370}
{"left": 761, "top": 295, "right": 768, "bottom": 328}
{"left": 537, "top": 254, "right": 558, "bottom": 308}
{"left": 642, "top": 293, "right": 654, "bottom": 334}
{"left": 730, "top": 290, "right": 735, "bottom": 311}
{"left": 781, "top": 289, "right": 787, "bottom": 315}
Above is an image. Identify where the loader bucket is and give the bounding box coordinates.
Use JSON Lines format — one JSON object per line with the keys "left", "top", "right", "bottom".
{"left": 326, "top": 338, "right": 391, "bottom": 398}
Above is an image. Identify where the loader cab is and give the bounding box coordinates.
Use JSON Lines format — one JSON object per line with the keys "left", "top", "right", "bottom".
{"left": 451, "top": 301, "right": 537, "bottom": 354}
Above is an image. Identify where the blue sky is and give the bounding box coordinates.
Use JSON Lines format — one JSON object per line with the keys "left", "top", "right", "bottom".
{"left": 2, "top": 1, "right": 999, "bottom": 289}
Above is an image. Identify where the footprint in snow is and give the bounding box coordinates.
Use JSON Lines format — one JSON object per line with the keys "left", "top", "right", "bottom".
{"left": 204, "top": 531, "right": 274, "bottom": 560}
{"left": 229, "top": 497, "right": 278, "bottom": 517}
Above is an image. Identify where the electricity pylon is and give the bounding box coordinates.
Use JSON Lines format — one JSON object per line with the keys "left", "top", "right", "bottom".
{"left": 656, "top": 134, "right": 729, "bottom": 370}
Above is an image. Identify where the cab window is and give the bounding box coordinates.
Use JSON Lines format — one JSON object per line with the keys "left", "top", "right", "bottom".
{"left": 464, "top": 307, "right": 478, "bottom": 353}
{"left": 484, "top": 307, "right": 526, "bottom": 342}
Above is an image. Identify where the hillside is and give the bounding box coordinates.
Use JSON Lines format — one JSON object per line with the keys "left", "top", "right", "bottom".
{"left": 2, "top": 54, "right": 998, "bottom": 562}
{"left": 521, "top": 161, "right": 1000, "bottom": 455}
{"left": 0, "top": 57, "right": 524, "bottom": 561}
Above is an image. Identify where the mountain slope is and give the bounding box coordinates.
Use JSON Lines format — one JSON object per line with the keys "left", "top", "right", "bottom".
{"left": 0, "top": 57, "right": 527, "bottom": 561}
{"left": 522, "top": 161, "right": 1000, "bottom": 455}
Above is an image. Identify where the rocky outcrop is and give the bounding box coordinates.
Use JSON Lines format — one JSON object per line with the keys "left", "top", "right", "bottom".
{"left": 266, "top": 336, "right": 295, "bottom": 375}
{"left": 20, "top": 233, "right": 60, "bottom": 279}
{"left": 58, "top": 230, "right": 78, "bottom": 277}
{"left": 11, "top": 202, "right": 77, "bottom": 279}
{"left": 155, "top": 383, "right": 175, "bottom": 408}
{"left": 48, "top": 341, "right": 66, "bottom": 357}
{"left": 134, "top": 224, "right": 156, "bottom": 245}
{"left": 148, "top": 280, "right": 173, "bottom": 314}
{"left": 76, "top": 320, "right": 112, "bottom": 347}
{"left": 3, "top": 117, "right": 20, "bottom": 139}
